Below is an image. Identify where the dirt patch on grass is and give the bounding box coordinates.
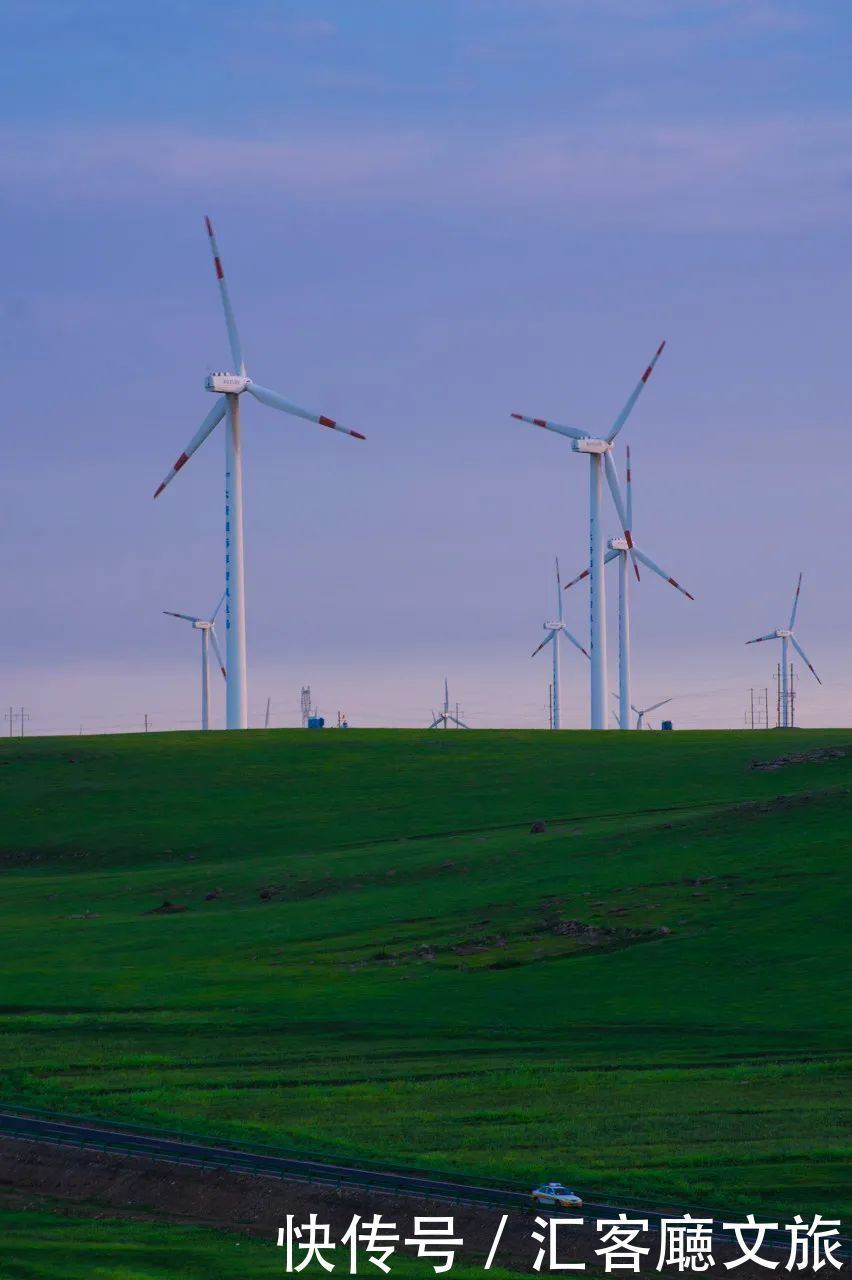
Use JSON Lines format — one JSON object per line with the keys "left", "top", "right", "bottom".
{"left": 750, "top": 747, "right": 848, "bottom": 772}
{"left": 364, "top": 917, "right": 670, "bottom": 972}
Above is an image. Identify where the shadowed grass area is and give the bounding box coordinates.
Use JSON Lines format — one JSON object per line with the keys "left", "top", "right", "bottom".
{"left": 0, "top": 729, "right": 850, "bottom": 1217}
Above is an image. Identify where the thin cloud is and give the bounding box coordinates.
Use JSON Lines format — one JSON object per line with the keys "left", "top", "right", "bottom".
{"left": 3, "top": 113, "right": 852, "bottom": 231}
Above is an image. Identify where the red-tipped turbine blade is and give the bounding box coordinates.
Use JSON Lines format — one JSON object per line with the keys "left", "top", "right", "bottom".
{"left": 606, "top": 340, "right": 666, "bottom": 443}
{"left": 511, "top": 413, "right": 588, "bottom": 441}
{"left": 205, "top": 216, "right": 245, "bottom": 374}
{"left": 153, "top": 396, "right": 227, "bottom": 498}
{"left": 632, "top": 548, "right": 694, "bottom": 601}
{"left": 247, "top": 383, "right": 366, "bottom": 440}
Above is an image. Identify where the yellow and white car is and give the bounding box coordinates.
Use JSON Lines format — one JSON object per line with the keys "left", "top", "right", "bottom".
{"left": 531, "top": 1182, "right": 583, "bottom": 1209}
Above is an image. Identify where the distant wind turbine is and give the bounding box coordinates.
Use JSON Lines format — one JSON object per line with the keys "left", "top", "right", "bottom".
{"left": 632, "top": 697, "right": 672, "bottom": 730}
{"left": 429, "top": 679, "right": 468, "bottom": 728}
{"left": 746, "top": 573, "right": 821, "bottom": 727}
{"left": 163, "top": 593, "right": 227, "bottom": 732}
{"left": 563, "top": 446, "right": 693, "bottom": 729}
{"left": 153, "top": 217, "right": 366, "bottom": 731}
{"left": 531, "top": 557, "right": 589, "bottom": 730}
{"left": 513, "top": 342, "right": 666, "bottom": 728}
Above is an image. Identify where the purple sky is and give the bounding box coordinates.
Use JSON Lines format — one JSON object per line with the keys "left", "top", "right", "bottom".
{"left": 2, "top": 0, "right": 851, "bottom": 732}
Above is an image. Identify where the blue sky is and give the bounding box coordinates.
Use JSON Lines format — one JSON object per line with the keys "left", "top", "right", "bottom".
{"left": 2, "top": 0, "right": 851, "bottom": 732}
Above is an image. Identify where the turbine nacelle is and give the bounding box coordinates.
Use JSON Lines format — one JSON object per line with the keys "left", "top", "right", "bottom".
{"left": 608, "top": 536, "right": 629, "bottom": 551}
{"left": 571, "top": 438, "right": 611, "bottom": 455}
{"left": 205, "top": 372, "right": 250, "bottom": 394}
{"left": 775, "top": 628, "right": 792, "bottom": 639}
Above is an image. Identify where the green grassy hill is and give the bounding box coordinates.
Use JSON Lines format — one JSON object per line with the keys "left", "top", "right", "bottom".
{"left": 1, "top": 729, "right": 849, "bottom": 1217}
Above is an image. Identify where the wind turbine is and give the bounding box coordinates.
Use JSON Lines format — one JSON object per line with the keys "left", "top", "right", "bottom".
{"left": 512, "top": 342, "right": 666, "bottom": 728}
{"left": 632, "top": 697, "right": 672, "bottom": 730}
{"left": 163, "top": 593, "right": 227, "bottom": 732}
{"left": 563, "top": 446, "right": 693, "bottom": 729}
{"left": 746, "top": 573, "right": 821, "bottom": 728}
{"left": 531, "top": 557, "right": 589, "bottom": 730}
{"left": 154, "top": 217, "right": 366, "bottom": 730}
{"left": 429, "top": 679, "right": 468, "bottom": 728}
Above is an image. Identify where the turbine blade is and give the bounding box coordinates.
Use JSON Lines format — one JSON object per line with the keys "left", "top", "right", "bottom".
{"left": 789, "top": 571, "right": 803, "bottom": 629}
{"left": 563, "top": 566, "right": 590, "bottom": 590}
{"left": 531, "top": 629, "right": 557, "bottom": 658}
{"left": 209, "top": 625, "right": 227, "bottom": 680}
{"left": 746, "top": 632, "right": 776, "bottom": 645}
{"left": 604, "top": 451, "right": 640, "bottom": 580}
{"left": 153, "top": 397, "right": 227, "bottom": 498}
{"left": 625, "top": 444, "right": 633, "bottom": 531}
{"left": 247, "top": 383, "right": 366, "bottom": 440}
{"left": 163, "top": 611, "right": 201, "bottom": 623}
{"left": 510, "top": 412, "right": 588, "bottom": 441}
{"left": 449, "top": 716, "right": 469, "bottom": 728}
{"left": 210, "top": 590, "right": 227, "bottom": 624}
{"left": 606, "top": 341, "right": 666, "bottom": 443}
{"left": 632, "top": 548, "right": 694, "bottom": 600}
{"left": 645, "top": 697, "right": 672, "bottom": 714}
{"left": 560, "top": 625, "right": 590, "bottom": 660}
{"left": 790, "top": 635, "right": 822, "bottom": 684}
{"left": 205, "top": 216, "right": 245, "bottom": 374}
{"left": 555, "top": 557, "right": 563, "bottom": 623}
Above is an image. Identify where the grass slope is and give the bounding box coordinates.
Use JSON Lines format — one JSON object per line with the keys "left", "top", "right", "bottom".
{"left": 0, "top": 729, "right": 849, "bottom": 1218}
{"left": 0, "top": 1202, "right": 523, "bottom": 1279}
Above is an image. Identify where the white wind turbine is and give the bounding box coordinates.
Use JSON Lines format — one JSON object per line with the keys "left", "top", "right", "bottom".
{"left": 163, "top": 593, "right": 227, "bottom": 732}
{"left": 429, "top": 678, "right": 468, "bottom": 728}
{"left": 154, "top": 217, "right": 366, "bottom": 730}
{"left": 531, "top": 557, "right": 589, "bottom": 730}
{"left": 632, "top": 697, "right": 672, "bottom": 730}
{"left": 746, "top": 573, "right": 822, "bottom": 728}
{"left": 513, "top": 342, "right": 666, "bottom": 728}
{"left": 563, "top": 446, "right": 693, "bottom": 729}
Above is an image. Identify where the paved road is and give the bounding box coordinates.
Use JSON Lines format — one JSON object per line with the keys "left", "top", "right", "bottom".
{"left": 1, "top": 1109, "right": 846, "bottom": 1255}
{"left": 0, "top": 1109, "right": 657, "bottom": 1222}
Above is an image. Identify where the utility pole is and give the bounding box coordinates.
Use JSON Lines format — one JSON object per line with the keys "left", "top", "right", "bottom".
{"left": 789, "top": 663, "right": 796, "bottom": 729}
{"left": 300, "top": 686, "right": 311, "bottom": 729}
{"left": 264, "top": 697, "right": 271, "bottom": 730}
{"left": 5, "top": 707, "right": 28, "bottom": 737}
{"left": 548, "top": 683, "right": 553, "bottom": 730}
{"left": 746, "top": 688, "right": 770, "bottom": 729}
{"left": 144, "top": 713, "right": 149, "bottom": 733}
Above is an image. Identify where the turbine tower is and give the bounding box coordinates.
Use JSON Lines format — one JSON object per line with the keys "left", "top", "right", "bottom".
{"left": 429, "top": 679, "right": 468, "bottom": 728}
{"left": 746, "top": 573, "right": 821, "bottom": 727}
{"left": 632, "top": 697, "right": 672, "bottom": 730}
{"left": 531, "top": 557, "right": 589, "bottom": 730}
{"left": 154, "top": 218, "right": 366, "bottom": 730}
{"left": 163, "top": 593, "right": 227, "bottom": 731}
{"left": 563, "top": 446, "right": 693, "bottom": 729}
{"left": 513, "top": 342, "right": 666, "bottom": 728}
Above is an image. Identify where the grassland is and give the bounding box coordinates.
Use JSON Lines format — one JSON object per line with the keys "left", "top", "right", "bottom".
{"left": 0, "top": 1201, "right": 524, "bottom": 1279}
{"left": 0, "top": 728, "right": 849, "bottom": 1219}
